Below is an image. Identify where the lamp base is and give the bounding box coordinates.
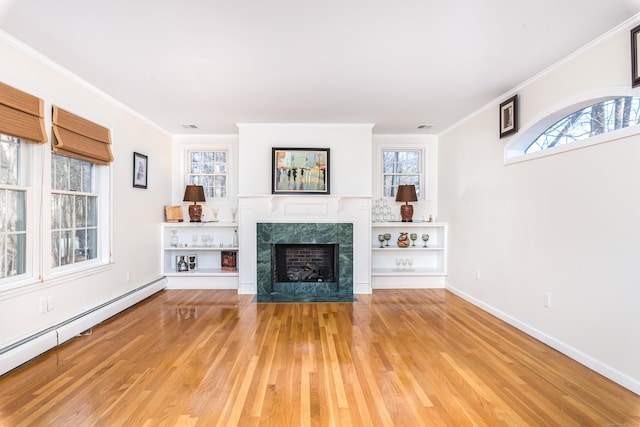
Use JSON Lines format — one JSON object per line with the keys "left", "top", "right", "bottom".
{"left": 188, "top": 204, "right": 202, "bottom": 222}
{"left": 400, "top": 204, "right": 414, "bottom": 222}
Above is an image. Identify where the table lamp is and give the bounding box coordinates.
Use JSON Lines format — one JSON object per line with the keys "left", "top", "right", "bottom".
{"left": 183, "top": 185, "right": 206, "bottom": 222}
{"left": 395, "top": 184, "right": 418, "bottom": 222}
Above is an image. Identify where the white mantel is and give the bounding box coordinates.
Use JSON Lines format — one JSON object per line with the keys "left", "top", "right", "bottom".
{"left": 237, "top": 195, "right": 372, "bottom": 294}
{"left": 235, "top": 123, "right": 375, "bottom": 295}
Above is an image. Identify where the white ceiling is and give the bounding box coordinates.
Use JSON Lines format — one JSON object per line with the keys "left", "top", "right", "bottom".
{"left": 1, "top": 0, "right": 640, "bottom": 135}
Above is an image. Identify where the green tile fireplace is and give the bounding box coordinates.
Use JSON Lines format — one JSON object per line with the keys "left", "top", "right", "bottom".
{"left": 255, "top": 222, "right": 355, "bottom": 302}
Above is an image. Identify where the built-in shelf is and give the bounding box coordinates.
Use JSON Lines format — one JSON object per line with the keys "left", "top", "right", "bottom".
{"left": 161, "top": 222, "right": 239, "bottom": 289}
{"left": 164, "top": 268, "right": 239, "bottom": 277}
{"left": 163, "top": 246, "right": 239, "bottom": 251}
{"left": 370, "top": 267, "right": 444, "bottom": 276}
{"left": 371, "top": 222, "right": 447, "bottom": 288}
{"left": 372, "top": 246, "right": 444, "bottom": 251}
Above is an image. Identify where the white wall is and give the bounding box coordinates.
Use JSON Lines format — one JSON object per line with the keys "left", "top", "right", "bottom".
{"left": 0, "top": 34, "right": 172, "bottom": 350}
{"left": 438, "top": 21, "right": 640, "bottom": 393}
{"left": 237, "top": 123, "right": 373, "bottom": 196}
{"left": 236, "top": 124, "right": 374, "bottom": 294}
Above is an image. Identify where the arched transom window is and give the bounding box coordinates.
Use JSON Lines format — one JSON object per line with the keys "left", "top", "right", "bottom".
{"left": 526, "top": 97, "right": 640, "bottom": 154}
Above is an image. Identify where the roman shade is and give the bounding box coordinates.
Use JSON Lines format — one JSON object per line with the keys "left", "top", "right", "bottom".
{"left": 52, "top": 106, "right": 114, "bottom": 164}
{"left": 0, "top": 82, "right": 47, "bottom": 143}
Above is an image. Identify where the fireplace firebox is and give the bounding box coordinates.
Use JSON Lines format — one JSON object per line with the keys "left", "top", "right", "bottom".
{"left": 273, "top": 243, "right": 338, "bottom": 283}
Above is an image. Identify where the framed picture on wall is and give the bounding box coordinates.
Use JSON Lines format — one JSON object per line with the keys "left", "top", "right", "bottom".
{"left": 631, "top": 24, "right": 640, "bottom": 87}
{"left": 133, "top": 152, "right": 148, "bottom": 189}
{"left": 271, "top": 147, "right": 330, "bottom": 195}
{"left": 499, "top": 95, "right": 518, "bottom": 138}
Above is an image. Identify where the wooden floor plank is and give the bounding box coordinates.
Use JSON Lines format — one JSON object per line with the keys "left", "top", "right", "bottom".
{"left": 0, "top": 289, "right": 638, "bottom": 426}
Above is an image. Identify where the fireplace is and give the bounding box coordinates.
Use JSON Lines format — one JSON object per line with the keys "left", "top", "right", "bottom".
{"left": 273, "top": 243, "right": 338, "bottom": 283}
{"left": 271, "top": 243, "right": 339, "bottom": 293}
{"left": 256, "top": 222, "right": 354, "bottom": 301}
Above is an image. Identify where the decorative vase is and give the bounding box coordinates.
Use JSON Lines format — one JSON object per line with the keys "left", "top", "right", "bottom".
{"left": 397, "top": 232, "right": 410, "bottom": 248}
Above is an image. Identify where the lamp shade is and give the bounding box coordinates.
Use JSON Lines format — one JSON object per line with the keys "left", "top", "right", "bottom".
{"left": 395, "top": 185, "right": 418, "bottom": 203}
{"left": 183, "top": 185, "right": 206, "bottom": 222}
{"left": 183, "top": 185, "right": 206, "bottom": 203}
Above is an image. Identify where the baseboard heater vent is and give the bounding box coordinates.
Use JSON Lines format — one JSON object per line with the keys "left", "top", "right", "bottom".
{"left": 0, "top": 277, "right": 167, "bottom": 376}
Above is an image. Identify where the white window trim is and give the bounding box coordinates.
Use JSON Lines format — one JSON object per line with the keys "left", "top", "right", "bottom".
{"left": 505, "top": 87, "right": 640, "bottom": 165}
{"left": 42, "top": 152, "right": 113, "bottom": 281}
{"left": 174, "top": 139, "right": 237, "bottom": 218}
{"left": 0, "top": 127, "right": 114, "bottom": 294}
{"left": 376, "top": 144, "right": 429, "bottom": 201}
{"left": 0, "top": 140, "right": 40, "bottom": 292}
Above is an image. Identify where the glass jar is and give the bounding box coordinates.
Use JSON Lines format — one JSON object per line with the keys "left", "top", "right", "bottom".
{"left": 170, "top": 230, "right": 179, "bottom": 247}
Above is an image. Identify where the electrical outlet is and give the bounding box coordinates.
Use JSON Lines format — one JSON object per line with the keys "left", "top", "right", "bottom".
{"left": 126, "top": 271, "right": 131, "bottom": 283}
{"left": 47, "top": 295, "right": 54, "bottom": 312}
{"left": 476, "top": 270, "right": 481, "bottom": 280}
{"left": 544, "top": 292, "right": 551, "bottom": 308}
{"left": 39, "top": 297, "right": 47, "bottom": 314}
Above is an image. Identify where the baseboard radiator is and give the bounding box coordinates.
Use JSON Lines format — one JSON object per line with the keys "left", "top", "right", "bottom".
{"left": 0, "top": 277, "right": 167, "bottom": 377}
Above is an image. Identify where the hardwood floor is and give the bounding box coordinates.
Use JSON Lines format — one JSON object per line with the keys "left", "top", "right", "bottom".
{"left": 0, "top": 289, "right": 638, "bottom": 426}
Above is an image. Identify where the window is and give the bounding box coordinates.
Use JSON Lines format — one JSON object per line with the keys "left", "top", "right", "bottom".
{"left": 187, "top": 150, "right": 227, "bottom": 199}
{"left": 48, "top": 106, "right": 112, "bottom": 273}
{"left": 0, "top": 134, "right": 26, "bottom": 279}
{"left": 382, "top": 150, "right": 423, "bottom": 198}
{"left": 0, "top": 82, "right": 46, "bottom": 285}
{"left": 50, "top": 153, "right": 98, "bottom": 267}
{"left": 0, "top": 94, "right": 112, "bottom": 286}
{"left": 526, "top": 97, "right": 640, "bottom": 154}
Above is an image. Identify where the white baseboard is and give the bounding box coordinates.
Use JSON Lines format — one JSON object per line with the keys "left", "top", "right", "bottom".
{"left": 0, "top": 331, "right": 58, "bottom": 377}
{"left": 354, "top": 280, "right": 372, "bottom": 294}
{"left": 238, "top": 281, "right": 255, "bottom": 295}
{"left": 57, "top": 277, "right": 167, "bottom": 344}
{"left": 0, "top": 277, "right": 167, "bottom": 376}
{"left": 446, "top": 284, "right": 640, "bottom": 396}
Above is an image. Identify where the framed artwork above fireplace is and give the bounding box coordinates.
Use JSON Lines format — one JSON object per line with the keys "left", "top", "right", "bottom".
{"left": 272, "top": 147, "right": 330, "bottom": 195}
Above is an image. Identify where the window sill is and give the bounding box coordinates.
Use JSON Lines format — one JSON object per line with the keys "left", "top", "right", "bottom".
{"left": 0, "top": 262, "right": 115, "bottom": 300}
{"left": 505, "top": 124, "right": 640, "bottom": 165}
{"left": 0, "top": 276, "right": 44, "bottom": 300}
{"left": 44, "top": 262, "right": 114, "bottom": 287}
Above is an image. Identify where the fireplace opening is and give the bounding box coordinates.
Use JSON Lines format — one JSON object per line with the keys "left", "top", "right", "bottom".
{"left": 273, "top": 243, "right": 338, "bottom": 283}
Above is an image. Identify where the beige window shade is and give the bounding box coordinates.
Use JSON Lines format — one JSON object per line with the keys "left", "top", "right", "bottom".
{"left": 0, "top": 82, "right": 47, "bottom": 143}
{"left": 52, "top": 106, "right": 113, "bottom": 165}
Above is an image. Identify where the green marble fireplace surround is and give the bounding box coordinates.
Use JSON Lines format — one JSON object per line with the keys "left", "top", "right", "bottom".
{"left": 256, "top": 222, "right": 355, "bottom": 302}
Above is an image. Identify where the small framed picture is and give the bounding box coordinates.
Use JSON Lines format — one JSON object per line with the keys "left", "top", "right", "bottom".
{"left": 272, "top": 147, "right": 330, "bottom": 195}
{"left": 133, "top": 152, "right": 148, "bottom": 189}
{"left": 188, "top": 254, "right": 198, "bottom": 271}
{"left": 631, "top": 24, "right": 640, "bottom": 87}
{"left": 499, "top": 95, "right": 518, "bottom": 138}
{"left": 176, "top": 255, "right": 189, "bottom": 272}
